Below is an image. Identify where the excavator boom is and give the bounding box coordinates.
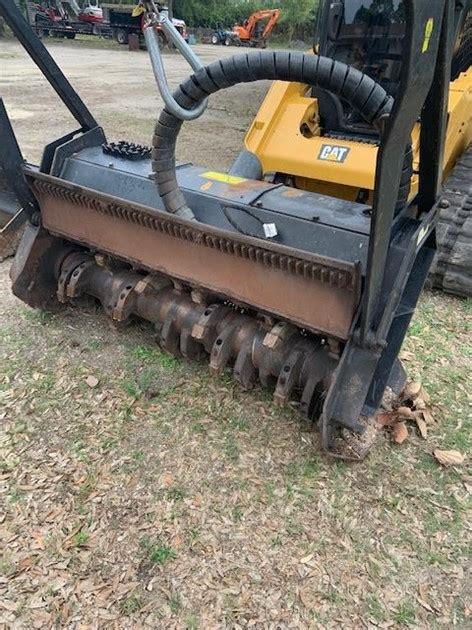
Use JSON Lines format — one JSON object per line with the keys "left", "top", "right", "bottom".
{"left": 232, "top": 8, "right": 281, "bottom": 47}
{"left": 245, "top": 0, "right": 472, "bottom": 297}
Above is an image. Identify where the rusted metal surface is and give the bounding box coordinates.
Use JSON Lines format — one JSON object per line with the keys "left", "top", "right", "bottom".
{"left": 28, "top": 172, "right": 361, "bottom": 340}
{"left": 57, "top": 251, "right": 337, "bottom": 417}
{"left": 10, "top": 223, "right": 73, "bottom": 310}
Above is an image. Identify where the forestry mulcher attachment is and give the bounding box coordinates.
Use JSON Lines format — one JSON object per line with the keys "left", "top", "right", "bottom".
{"left": 0, "top": 0, "right": 464, "bottom": 455}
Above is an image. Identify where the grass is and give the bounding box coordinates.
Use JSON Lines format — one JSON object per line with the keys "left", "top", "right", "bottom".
{"left": 140, "top": 536, "right": 176, "bottom": 566}
{"left": 0, "top": 251, "right": 470, "bottom": 628}
{"left": 130, "top": 344, "right": 180, "bottom": 371}
{"left": 120, "top": 595, "right": 142, "bottom": 614}
{"left": 72, "top": 530, "right": 90, "bottom": 548}
{"left": 167, "top": 486, "right": 186, "bottom": 501}
{"left": 393, "top": 600, "right": 417, "bottom": 625}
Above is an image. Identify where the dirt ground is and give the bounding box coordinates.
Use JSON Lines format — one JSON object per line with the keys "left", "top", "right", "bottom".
{"left": 0, "top": 39, "right": 268, "bottom": 168}
{"left": 1, "top": 39, "right": 471, "bottom": 628}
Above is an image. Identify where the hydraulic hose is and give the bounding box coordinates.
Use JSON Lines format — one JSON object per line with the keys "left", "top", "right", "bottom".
{"left": 152, "top": 51, "right": 395, "bottom": 220}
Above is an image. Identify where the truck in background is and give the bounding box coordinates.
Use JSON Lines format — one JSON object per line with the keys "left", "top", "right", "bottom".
{"left": 25, "top": 1, "right": 187, "bottom": 46}
{"left": 26, "top": 0, "right": 109, "bottom": 37}
{"left": 101, "top": 3, "right": 188, "bottom": 47}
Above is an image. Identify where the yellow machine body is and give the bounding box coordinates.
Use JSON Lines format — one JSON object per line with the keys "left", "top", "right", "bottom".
{"left": 244, "top": 66, "right": 472, "bottom": 204}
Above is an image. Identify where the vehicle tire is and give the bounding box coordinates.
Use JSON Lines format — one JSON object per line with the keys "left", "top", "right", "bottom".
{"left": 115, "top": 28, "right": 129, "bottom": 45}
{"left": 224, "top": 37, "right": 231, "bottom": 46}
{"left": 66, "top": 32, "right": 76, "bottom": 40}
{"left": 429, "top": 144, "right": 472, "bottom": 298}
{"left": 211, "top": 34, "right": 219, "bottom": 45}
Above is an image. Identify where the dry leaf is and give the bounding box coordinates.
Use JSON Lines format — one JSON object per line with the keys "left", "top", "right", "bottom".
{"left": 392, "top": 422, "right": 408, "bottom": 444}
{"left": 85, "top": 375, "right": 99, "bottom": 388}
{"left": 415, "top": 415, "right": 428, "bottom": 439}
{"left": 416, "top": 595, "right": 435, "bottom": 613}
{"left": 376, "top": 412, "right": 396, "bottom": 427}
{"left": 403, "top": 381, "right": 422, "bottom": 400}
{"left": 162, "top": 472, "right": 174, "bottom": 487}
{"left": 433, "top": 449, "right": 465, "bottom": 466}
{"left": 397, "top": 406, "right": 414, "bottom": 419}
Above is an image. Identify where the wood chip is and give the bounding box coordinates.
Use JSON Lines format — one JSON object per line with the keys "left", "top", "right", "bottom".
{"left": 392, "top": 422, "right": 408, "bottom": 444}
{"left": 397, "top": 406, "right": 414, "bottom": 419}
{"left": 403, "top": 380, "right": 422, "bottom": 400}
{"left": 414, "top": 397, "right": 426, "bottom": 411}
{"left": 422, "top": 408, "right": 435, "bottom": 425}
{"left": 415, "top": 415, "right": 428, "bottom": 439}
{"left": 433, "top": 449, "right": 465, "bottom": 466}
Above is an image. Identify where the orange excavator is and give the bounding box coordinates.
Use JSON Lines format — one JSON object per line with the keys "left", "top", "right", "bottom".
{"left": 232, "top": 8, "right": 281, "bottom": 48}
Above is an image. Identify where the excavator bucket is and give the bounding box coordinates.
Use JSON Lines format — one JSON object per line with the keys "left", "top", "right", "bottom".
{"left": 0, "top": 0, "right": 455, "bottom": 457}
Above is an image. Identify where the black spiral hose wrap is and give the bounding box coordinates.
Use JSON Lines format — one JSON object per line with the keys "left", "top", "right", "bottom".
{"left": 152, "top": 51, "right": 395, "bottom": 219}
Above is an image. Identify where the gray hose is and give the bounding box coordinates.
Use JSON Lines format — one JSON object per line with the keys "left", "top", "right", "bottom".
{"left": 144, "top": 19, "right": 208, "bottom": 122}
{"left": 152, "top": 51, "right": 394, "bottom": 220}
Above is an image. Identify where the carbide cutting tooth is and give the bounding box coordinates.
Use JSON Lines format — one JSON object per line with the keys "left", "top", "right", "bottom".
{"left": 273, "top": 348, "right": 304, "bottom": 406}
{"left": 192, "top": 304, "right": 228, "bottom": 353}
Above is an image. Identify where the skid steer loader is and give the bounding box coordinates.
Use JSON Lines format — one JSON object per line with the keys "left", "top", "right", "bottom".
{"left": 244, "top": 0, "right": 472, "bottom": 297}
{"left": 0, "top": 0, "right": 465, "bottom": 456}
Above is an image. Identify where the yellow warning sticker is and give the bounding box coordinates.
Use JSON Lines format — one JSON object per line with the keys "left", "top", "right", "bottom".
{"left": 201, "top": 171, "right": 247, "bottom": 185}
{"left": 422, "top": 18, "right": 434, "bottom": 53}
